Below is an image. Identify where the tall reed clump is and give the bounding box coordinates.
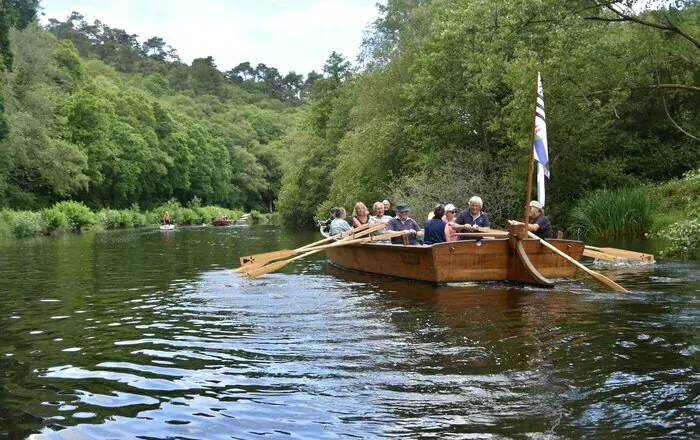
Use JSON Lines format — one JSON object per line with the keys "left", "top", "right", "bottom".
{"left": 569, "top": 187, "right": 653, "bottom": 238}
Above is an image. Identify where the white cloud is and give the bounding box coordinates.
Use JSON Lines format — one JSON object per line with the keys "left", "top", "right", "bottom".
{"left": 40, "top": 0, "right": 382, "bottom": 75}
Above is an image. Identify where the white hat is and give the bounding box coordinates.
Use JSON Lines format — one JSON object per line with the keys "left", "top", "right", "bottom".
{"left": 530, "top": 200, "right": 543, "bottom": 210}
{"left": 445, "top": 203, "right": 456, "bottom": 212}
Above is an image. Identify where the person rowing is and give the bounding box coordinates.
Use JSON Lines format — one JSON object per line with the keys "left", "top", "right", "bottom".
{"left": 527, "top": 200, "right": 553, "bottom": 239}
{"left": 387, "top": 203, "right": 420, "bottom": 245}
{"left": 453, "top": 196, "right": 490, "bottom": 238}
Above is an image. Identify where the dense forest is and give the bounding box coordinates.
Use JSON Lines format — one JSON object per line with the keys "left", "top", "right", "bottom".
{"left": 278, "top": 0, "right": 700, "bottom": 229}
{"left": 0, "top": 0, "right": 699, "bottom": 250}
{"left": 0, "top": 4, "right": 320, "bottom": 212}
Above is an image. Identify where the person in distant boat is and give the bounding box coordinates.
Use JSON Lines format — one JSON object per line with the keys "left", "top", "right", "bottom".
{"left": 329, "top": 207, "right": 352, "bottom": 236}
{"left": 442, "top": 203, "right": 459, "bottom": 242}
{"left": 217, "top": 212, "right": 226, "bottom": 221}
{"left": 423, "top": 204, "right": 454, "bottom": 245}
{"left": 351, "top": 202, "right": 370, "bottom": 228}
{"left": 454, "top": 196, "right": 490, "bottom": 237}
{"left": 383, "top": 200, "right": 396, "bottom": 218}
{"left": 163, "top": 211, "right": 171, "bottom": 225}
{"left": 527, "top": 200, "right": 553, "bottom": 239}
{"left": 368, "top": 201, "right": 394, "bottom": 242}
{"left": 387, "top": 203, "right": 420, "bottom": 245}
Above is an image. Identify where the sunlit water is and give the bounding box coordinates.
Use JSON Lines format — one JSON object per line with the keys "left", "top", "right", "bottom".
{"left": 0, "top": 225, "right": 698, "bottom": 438}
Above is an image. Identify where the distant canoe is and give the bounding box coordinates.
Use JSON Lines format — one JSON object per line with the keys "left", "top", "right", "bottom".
{"left": 322, "top": 224, "right": 584, "bottom": 287}
{"left": 212, "top": 219, "right": 233, "bottom": 226}
{"left": 159, "top": 224, "right": 175, "bottom": 230}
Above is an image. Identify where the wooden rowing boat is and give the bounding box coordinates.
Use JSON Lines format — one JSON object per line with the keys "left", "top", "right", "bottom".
{"left": 322, "top": 223, "right": 584, "bottom": 286}
{"left": 212, "top": 219, "right": 233, "bottom": 226}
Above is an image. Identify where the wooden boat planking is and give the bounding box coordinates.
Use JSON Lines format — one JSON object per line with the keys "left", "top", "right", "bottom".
{"left": 324, "top": 224, "right": 584, "bottom": 286}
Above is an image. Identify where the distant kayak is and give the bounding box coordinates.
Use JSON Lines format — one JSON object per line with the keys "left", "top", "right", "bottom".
{"left": 159, "top": 224, "right": 175, "bottom": 230}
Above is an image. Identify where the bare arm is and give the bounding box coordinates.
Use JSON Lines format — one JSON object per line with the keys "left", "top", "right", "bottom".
{"left": 444, "top": 223, "right": 453, "bottom": 242}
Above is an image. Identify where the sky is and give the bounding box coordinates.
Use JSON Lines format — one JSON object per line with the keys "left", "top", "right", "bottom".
{"left": 39, "top": 0, "right": 384, "bottom": 75}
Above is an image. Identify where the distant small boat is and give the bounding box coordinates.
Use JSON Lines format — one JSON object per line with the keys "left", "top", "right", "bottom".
{"left": 212, "top": 219, "right": 233, "bottom": 226}
{"left": 159, "top": 224, "right": 175, "bottom": 230}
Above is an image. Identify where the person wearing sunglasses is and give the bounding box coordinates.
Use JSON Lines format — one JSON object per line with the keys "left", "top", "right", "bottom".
{"left": 442, "top": 203, "right": 459, "bottom": 242}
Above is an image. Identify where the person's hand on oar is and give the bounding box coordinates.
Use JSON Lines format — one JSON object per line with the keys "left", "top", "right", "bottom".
{"left": 242, "top": 223, "right": 388, "bottom": 279}
{"left": 237, "top": 222, "right": 374, "bottom": 269}
{"left": 527, "top": 231, "right": 628, "bottom": 292}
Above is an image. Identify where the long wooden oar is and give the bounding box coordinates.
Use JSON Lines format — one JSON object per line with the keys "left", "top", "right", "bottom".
{"left": 584, "top": 245, "right": 654, "bottom": 264}
{"left": 456, "top": 232, "right": 509, "bottom": 238}
{"left": 487, "top": 226, "right": 654, "bottom": 264}
{"left": 238, "top": 222, "right": 373, "bottom": 267}
{"left": 243, "top": 224, "right": 393, "bottom": 279}
{"left": 237, "top": 227, "right": 392, "bottom": 276}
{"left": 527, "top": 231, "right": 628, "bottom": 292}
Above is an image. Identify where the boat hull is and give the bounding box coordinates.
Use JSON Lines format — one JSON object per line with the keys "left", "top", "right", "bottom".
{"left": 213, "top": 220, "right": 233, "bottom": 226}
{"left": 325, "top": 238, "right": 584, "bottom": 284}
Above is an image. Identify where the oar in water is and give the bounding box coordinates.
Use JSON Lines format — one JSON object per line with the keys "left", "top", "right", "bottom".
{"left": 527, "top": 231, "right": 629, "bottom": 292}
{"left": 237, "top": 222, "right": 374, "bottom": 268}
{"left": 485, "top": 226, "right": 654, "bottom": 264}
{"left": 243, "top": 225, "right": 395, "bottom": 279}
{"left": 584, "top": 245, "right": 654, "bottom": 264}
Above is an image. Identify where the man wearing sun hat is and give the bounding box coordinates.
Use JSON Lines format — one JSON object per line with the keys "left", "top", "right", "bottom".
{"left": 387, "top": 203, "right": 420, "bottom": 245}
{"left": 527, "top": 200, "right": 553, "bottom": 239}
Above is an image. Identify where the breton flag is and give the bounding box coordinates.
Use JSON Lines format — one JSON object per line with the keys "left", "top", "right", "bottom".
{"left": 533, "top": 72, "right": 550, "bottom": 206}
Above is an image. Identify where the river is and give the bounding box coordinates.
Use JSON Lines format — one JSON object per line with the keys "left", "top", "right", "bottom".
{"left": 0, "top": 225, "right": 698, "bottom": 438}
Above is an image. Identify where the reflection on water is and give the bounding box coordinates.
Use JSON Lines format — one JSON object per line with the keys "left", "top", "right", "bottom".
{"left": 0, "top": 226, "right": 698, "bottom": 438}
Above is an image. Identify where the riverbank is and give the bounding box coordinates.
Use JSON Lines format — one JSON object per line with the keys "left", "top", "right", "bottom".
{"left": 0, "top": 199, "right": 276, "bottom": 239}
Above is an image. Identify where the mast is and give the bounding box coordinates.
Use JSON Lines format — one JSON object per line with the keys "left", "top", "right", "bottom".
{"left": 524, "top": 73, "right": 539, "bottom": 224}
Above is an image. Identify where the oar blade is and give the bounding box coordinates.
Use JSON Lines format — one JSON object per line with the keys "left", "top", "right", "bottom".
{"left": 243, "top": 259, "right": 290, "bottom": 279}
{"left": 589, "top": 270, "right": 629, "bottom": 293}
{"left": 240, "top": 249, "right": 294, "bottom": 266}
{"left": 599, "top": 247, "right": 655, "bottom": 263}
{"left": 233, "top": 262, "right": 265, "bottom": 274}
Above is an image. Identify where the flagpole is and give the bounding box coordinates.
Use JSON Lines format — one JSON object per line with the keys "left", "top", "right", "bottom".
{"left": 524, "top": 73, "right": 539, "bottom": 224}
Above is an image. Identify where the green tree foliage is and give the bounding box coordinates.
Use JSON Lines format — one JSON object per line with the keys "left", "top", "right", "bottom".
{"left": 277, "top": 52, "right": 355, "bottom": 227}
{"left": 280, "top": 0, "right": 699, "bottom": 229}
{"left": 0, "top": 13, "right": 300, "bottom": 212}
{"left": 0, "top": 0, "right": 39, "bottom": 141}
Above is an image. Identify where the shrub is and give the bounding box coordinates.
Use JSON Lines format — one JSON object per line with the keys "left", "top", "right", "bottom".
{"left": 569, "top": 187, "right": 653, "bottom": 238}
{"left": 187, "top": 196, "right": 202, "bottom": 210}
{"left": 180, "top": 207, "right": 199, "bottom": 225}
{"left": 41, "top": 206, "right": 68, "bottom": 234}
{"left": 54, "top": 201, "right": 97, "bottom": 232}
{"left": 650, "top": 215, "right": 700, "bottom": 259}
{"left": 249, "top": 210, "right": 263, "bottom": 222}
{"left": 99, "top": 209, "right": 123, "bottom": 229}
{"left": 10, "top": 211, "right": 46, "bottom": 238}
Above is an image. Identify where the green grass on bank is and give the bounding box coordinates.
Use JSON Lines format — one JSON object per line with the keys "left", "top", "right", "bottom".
{"left": 0, "top": 198, "right": 275, "bottom": 239}
{"left": 569, "top": 187, "right": 653, "bottom": 238}
{"left": 567, "top": 168, "right": 700, "bottom": 259}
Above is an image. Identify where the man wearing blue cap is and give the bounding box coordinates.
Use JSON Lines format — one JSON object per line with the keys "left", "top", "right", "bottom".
{"left": 387, "top": 203, "right": 420, "bottom": 245}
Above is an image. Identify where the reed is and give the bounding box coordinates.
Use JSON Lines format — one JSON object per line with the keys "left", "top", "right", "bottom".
{"left": 569, "top": 187, "right": 653, "bottom": 238}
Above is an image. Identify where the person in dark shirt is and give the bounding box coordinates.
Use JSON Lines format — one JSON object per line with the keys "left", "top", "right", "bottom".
{"left": 454, "top": 196, "right": 490, "bottom": 238}
{"left": 527, "top": 200, "right": 553, "bottom": 239}
{"left": 387, "top": 203, "right": 420, "bottom": 245}
{"left": 423, "top": 204, "right": 454, "bottom": 245}
{"left": 383, "top": 199, "right": 396, "bottom": 218}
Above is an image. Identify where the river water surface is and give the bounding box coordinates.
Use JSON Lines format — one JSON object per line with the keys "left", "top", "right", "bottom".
{"left": 0, "top": 225, "right": 698, "bottom": 439}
